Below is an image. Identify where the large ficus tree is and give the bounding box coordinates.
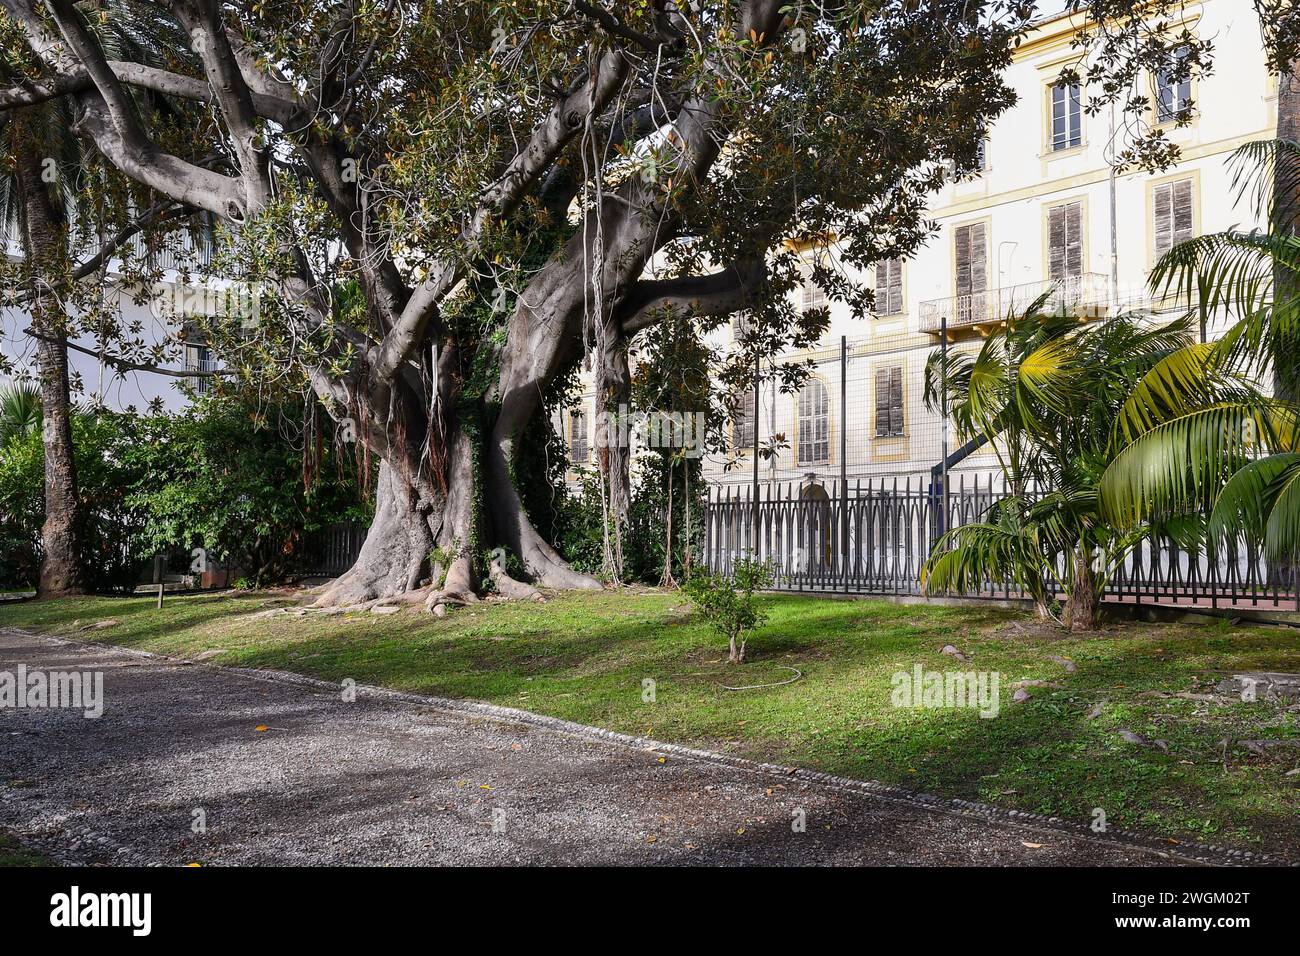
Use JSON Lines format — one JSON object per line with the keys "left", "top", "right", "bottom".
{"left": 0, "top": 0, "right": 1029, "bottom": 606}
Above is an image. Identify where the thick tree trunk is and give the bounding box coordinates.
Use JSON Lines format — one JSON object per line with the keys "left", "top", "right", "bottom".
{"left": 13, "top": 112, "right": 84, "bottom": 598}
{"left": 1066, "top": 543, "right": 1100, "bottom": 632}
{"left": 486, "top": 245, "right": 605, "bottom": 591}
{"left": 313, "top": 459, "right": 436, "bottom": 606}
{"left": 595, "top": 316, "right": 630, "bottom": 580}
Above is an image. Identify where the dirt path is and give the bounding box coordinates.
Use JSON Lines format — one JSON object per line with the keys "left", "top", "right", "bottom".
{"left": 0, "top": 628, "right": 1272, "bottom": 866}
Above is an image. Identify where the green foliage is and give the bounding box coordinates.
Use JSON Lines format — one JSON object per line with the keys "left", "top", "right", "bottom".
{"left": 921, "top": 307, "right": 1259, "bottom": 624}
{"left": 1095, "top": 139, "right": 1300, "bottom": 562}
{"left": 120, "top": 396, "right": 371, "bottom": 585}
{"left": 683, "top": 557, "right": 774, "bottom": 662}
{"left": 0, "top": 382, "right": 41, "bottom": 444}
{"left": 0, "top": 396, "right": 368, "bottom": 590}
{"left": 0, "top": 411, "right": 144, "bottom": 590}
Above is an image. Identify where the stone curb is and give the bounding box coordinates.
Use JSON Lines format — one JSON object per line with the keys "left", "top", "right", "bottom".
{"left": 4, "top": 627, "right": 1296, "bottom": 868}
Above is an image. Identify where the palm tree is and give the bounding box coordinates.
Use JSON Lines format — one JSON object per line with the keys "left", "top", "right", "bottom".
{"left": 1097, "top": 139, "right": 1300, "bottom": 568}
{"left": 0, "top": 381, "right": 41, "bottom": 444}
{"left": 921, "top": 304, "right": 1269, "bottom": 630}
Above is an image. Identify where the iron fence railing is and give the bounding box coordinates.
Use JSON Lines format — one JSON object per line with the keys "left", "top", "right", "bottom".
{"left": 297, "top": 521, "right": 369, "bottom": 577}
{"left": 703, "top": 474, "right": 1299, "bottom": 610}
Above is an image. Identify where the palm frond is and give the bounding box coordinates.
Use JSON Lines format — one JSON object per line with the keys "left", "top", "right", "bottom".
{"left": 1111, "top": 342, "right": 1222, "bottom": 445}
{"left": 1099, "top": 402, "right": 1274, "bottom": 527}
{"left": 1016, "top": 335, "right": 1077, "bottom": 420}
{"left": 920, "top": 519, "right": 1049, "bottom": 602}
{"left": 0, "top": 381, "right": 42, "bottom": 444}
{"left": 1207, "top": 452, "right": 1300, "bottom": 546}
{"left": 1227, "top": 138, "right": 1300, "bottom": 228}
{"left": 1149, "top": 229, "right": 1300, "bottom": 319}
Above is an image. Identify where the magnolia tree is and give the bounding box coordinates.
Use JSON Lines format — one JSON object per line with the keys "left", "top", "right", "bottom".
{"left": 0, "top": 0, "right": 1030, "bottom": 606}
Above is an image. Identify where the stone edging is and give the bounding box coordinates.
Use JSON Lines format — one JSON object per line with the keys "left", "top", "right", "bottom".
{"left": 4, "top": 627, "right": 1296, "bottom": 868}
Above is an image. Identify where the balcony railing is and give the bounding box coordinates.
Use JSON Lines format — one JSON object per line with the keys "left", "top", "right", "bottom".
{"left": 919, "top": 273, "right": 1111, "bottom": 334}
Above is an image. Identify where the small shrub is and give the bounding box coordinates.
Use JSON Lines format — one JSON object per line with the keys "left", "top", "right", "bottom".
{"left": 683, "top": 557, "right": 774, "bottom": 663}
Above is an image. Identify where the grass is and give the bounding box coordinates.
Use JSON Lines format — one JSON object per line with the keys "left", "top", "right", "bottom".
{"left": 2, "top": 589, "right": 1298, "bottom": 855}
{"left": 0, "top": 830, "right": 52, "bottom": 866}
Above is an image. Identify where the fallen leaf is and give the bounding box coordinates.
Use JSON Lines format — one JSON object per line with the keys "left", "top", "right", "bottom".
{"left": 254, "top": 725, "right": 269, "bottom": 732}
{"left": 1021, "top": 841, "right": 1044, "bottom": 849}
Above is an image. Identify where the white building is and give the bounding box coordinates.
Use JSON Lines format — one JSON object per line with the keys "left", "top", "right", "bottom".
{"left": 562, "top": 0, "right": 1277, "bottom": 495}
{"left": 1, "top": 194, "right": 218, "bottom": 413}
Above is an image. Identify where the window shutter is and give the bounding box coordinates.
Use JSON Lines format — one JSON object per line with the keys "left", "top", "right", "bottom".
{"left": 875, "top": 368, "right": 890, "bottom": 438}
{"left": 955, "top": 227, "right": 971, "bottom": 296}
{"left": 733, "top": 388, "right": 755, "bottom": 448}
{"left": 1153, "top": 180, "right": 1192, "bottom": 256}
{"left": 1172, "top": 179, "right": 1194, "bottom": 245}
{"left": 968, "top": 223, "right": 986, "bottom": 293}
{"left": 1049, "top": 203, "right": 1082, "bottom": 280}
{"left": 1066, "top": 202, "right": 1082, "bottom": 277}
{"left": 1048, "top": 205, "right": 1066, "bottom": 280}
{"left": 889, "top": 367, "right": 905, "bottom": 436}
{"left": 570, "top": 409, "right": 588, "bottom": 462}
{"left": 875, "top": 260, "right": 903, "bottom": 314}
{"left": 1153, "top": 183, "right": 1173, "bottom": 256}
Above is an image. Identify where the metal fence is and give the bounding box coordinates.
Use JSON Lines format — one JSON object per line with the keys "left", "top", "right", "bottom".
{"left": 702, "top": 473, "right": 1299, "bottom": 611}
{"left": 296, "top": 521, "right": 369, "bottom": 577}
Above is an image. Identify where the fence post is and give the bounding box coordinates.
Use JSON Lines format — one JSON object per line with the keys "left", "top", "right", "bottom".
{"left": 939, "top": 311, "right": 949, "bottom": 545}
{"left": 840, "top": 335, "right": 848, "bottom": 590}
{"left": 752, "top": 352, "right": 760, "bottom": 556}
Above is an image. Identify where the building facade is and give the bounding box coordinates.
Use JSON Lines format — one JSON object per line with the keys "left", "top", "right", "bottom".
{"left": 1, "top": 191, "right": 219, "bottom": 413}
{"left": 561, "top": 0, "right": 1277, "bottom": 496}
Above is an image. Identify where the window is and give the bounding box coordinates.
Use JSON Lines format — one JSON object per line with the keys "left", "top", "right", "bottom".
{"left": 799, "top": 269, "right": 826, "bottom": 313}
{"left": 184, "top": 343, "right": 215, "bottom": 396}
{"left": 796, "top": 380, "right": 829, "bottom": 465}
{"left": 875, "top": 366, "right": 905, "bottom": 438}
{"left": 954, "top": 222, "right": 987, "bottom": 324}
{"left": 1050, "top": 82, "right": 1082, "bottom": 151}
{"left": 975, "top": 137, "right": 988, "bottom": 171}
{"left": 875, "top": 259, "right": 903, "bottom": 315}
{"left": 1156, "top": 47, "right": 1192, "bottom": 123}
{"left": 568, "top": 407, "right": 589, "bottom": 463}
{"left": 1152, "top": 179, "right": 1194, "bottom": 257}
{"left": 1047, "top": 201, "right": 1083, "bottom": 281}
{"left": 732, "top": 387, "right": 757, "bottom": 449}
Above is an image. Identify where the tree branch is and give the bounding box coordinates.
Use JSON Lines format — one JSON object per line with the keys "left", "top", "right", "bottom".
{"left": 617, "top": 260, "right": 767, "bottom": 335}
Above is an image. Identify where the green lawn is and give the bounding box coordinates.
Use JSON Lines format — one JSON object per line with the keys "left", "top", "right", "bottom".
{"left": 3, "top": 589, "right": 1298, "bottom": 855}
{"left": 0, "top": 830, "right": 52, "bottom": 867}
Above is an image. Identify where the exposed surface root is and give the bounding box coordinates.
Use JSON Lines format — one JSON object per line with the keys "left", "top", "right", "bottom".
{"left": 490, "top": 565, "right": 543, "bottom": 601}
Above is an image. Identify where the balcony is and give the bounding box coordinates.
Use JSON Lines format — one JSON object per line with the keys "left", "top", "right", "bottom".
{"left": 919, "top": 273, "right": 1111, "bottom": 335}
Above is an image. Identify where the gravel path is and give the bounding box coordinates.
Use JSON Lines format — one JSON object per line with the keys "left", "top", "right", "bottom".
{"left": 0, "top": 627, "right": 1276, "bottom": 866}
